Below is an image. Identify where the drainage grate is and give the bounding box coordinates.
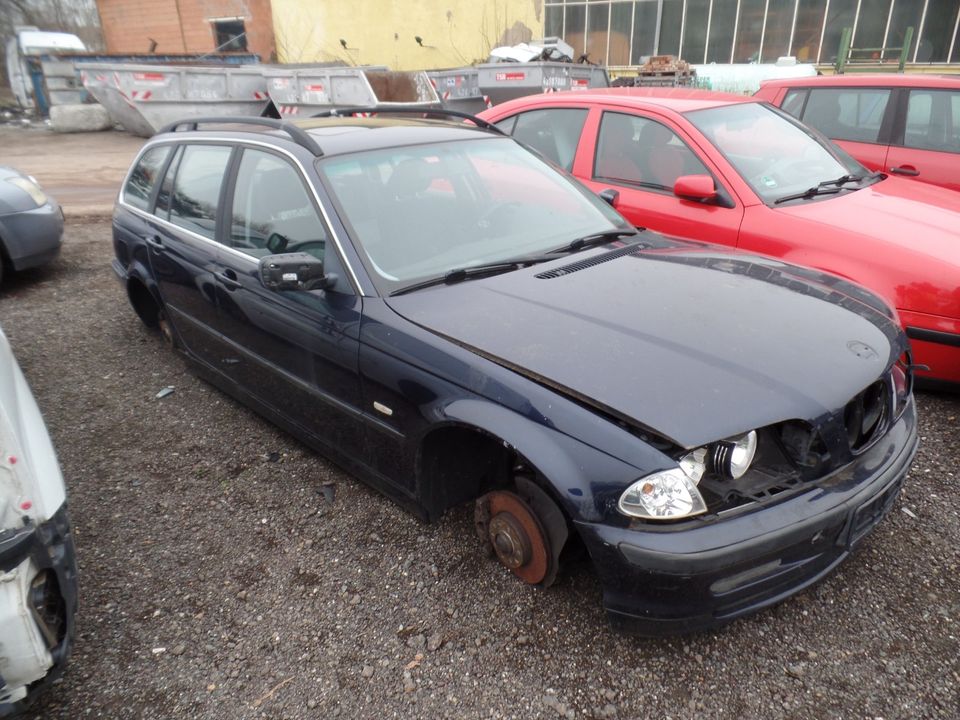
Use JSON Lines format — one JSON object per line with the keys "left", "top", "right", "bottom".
{"left": 535, "top": 243, "right": 646, "bottom": 279}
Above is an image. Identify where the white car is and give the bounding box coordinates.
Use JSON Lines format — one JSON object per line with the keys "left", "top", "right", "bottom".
{"left": 0, "top": 326, "right": 76, "bottom": 713}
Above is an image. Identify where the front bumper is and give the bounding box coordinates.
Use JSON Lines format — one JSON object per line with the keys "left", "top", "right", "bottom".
{"left": 576, "top": 399, "right": 918, "bottom": 636}
{"left": 0, "top": 504, "right": 78, "bottom": 716}
{"left": 0, "top": 201, "right": 64, "bottom": 272}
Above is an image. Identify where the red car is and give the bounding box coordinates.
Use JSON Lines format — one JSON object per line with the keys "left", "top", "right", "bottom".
{"left": 755, "top": 74, "right": 960, "bottom": 193}
{"left": 479, "top": 88, "right": 960, "bottom": 387}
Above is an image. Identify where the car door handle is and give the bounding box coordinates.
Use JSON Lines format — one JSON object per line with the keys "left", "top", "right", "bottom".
{"left": 890, "top": 166, "right": 920, "bottom": 176}
{"left": 144, "top": 234, "right": 164, "bottom": 250}
{"left": 214, "top": 269, "right": 243, "bottom": 290}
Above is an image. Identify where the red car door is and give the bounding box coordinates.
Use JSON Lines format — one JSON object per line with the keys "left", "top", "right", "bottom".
{"left": 886, "top": 88, "right": 960, "bottom": 191}
{"left": 573, "top": 107, "right": 745, "bottom": 247}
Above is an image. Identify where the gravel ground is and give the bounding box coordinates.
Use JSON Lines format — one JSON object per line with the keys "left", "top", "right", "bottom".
{"left": 2, "top": 221, "right": 958, "bottom": 720}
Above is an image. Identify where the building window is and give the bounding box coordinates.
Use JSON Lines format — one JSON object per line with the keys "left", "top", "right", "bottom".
{"left": 213, "top": 19, "right": 247, "bottom": 52}
{"left": 793, "top": 0, "right": 827, "bottom": 63}
{"left": 540, "top": 0, "right": 960, "bottom": 67}
{"left": 919, "top": 0, "right": 960, "bottom": 61}
{"left": 631, "top": 0, "right": 659, "bottom": 62}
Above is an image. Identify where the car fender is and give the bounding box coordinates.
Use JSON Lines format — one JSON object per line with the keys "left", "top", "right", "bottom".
{"left": 436, "top": 397, "right": 662, "bottom": 523}
{"left": 123, "top": 256, "right": 163, "bottom": 304}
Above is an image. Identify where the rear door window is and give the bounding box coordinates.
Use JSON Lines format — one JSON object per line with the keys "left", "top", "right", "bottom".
{"left": 169, "top": 145, "right": 233, "bottom": 240}
{"left": 507, "top": 108, "right": 588, "bottom": 171}
{"left": 801, "top": 88, "right": 892, "bottom": 143}
{"left": 903, "top": 89, "right": 960, "bottom": 153}
{"left": 123, "top": 145, "right": 171, "bottom": 211}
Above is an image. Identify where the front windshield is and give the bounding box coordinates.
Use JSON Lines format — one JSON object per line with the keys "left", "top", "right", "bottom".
{"left": 686, "top": 103, "right": 867, "bottom": 204}
{"left": 318, "top": 137, "right": 630, "bottom": 292}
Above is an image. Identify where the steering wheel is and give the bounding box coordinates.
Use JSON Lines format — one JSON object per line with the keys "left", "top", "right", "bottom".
{"left": 476, "top": 202, "right": 524, "bottom": 235}
{"left": 756, "top": 157, "right": 827, "bottom": 188}
{"left": 284, "top": 240, "right": 326, "bottom": 259}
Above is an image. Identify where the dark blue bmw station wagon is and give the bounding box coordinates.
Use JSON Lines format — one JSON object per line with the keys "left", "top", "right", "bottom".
{"left": 111, "top": 112, "right": 917, "bottom": 634}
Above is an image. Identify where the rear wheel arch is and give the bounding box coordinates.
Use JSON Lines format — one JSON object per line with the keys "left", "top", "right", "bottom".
{"left": 126, "top": 276, "right": 162, "bottom": 327}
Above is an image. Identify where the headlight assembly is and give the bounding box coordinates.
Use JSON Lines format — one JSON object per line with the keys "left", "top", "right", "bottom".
{"left": 712, "top": 430, "right": 757, "bottom": 480}
{"left": 618, "top": 430, "right": 759, "bottom": 521}
{"left": 618, "top": 453, "right": 708, "bottom": 521}
{"left": 6, "top": 176, "right": 48, "bottom": 208}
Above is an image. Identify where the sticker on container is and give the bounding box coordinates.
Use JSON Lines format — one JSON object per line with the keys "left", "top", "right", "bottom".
{"left": 303, "top": 83, "right": 328, "bottom": 103}
{"left": 133, "top": 72, "right": 167, "bottom": 85}
{"left": 495, "top": 72, "right": 525, "bottom": 81}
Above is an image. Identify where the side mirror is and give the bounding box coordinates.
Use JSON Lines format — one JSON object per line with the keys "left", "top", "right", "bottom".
{"left": 673, "top": 174, "right": 717, "bottom": 202}
{"left": 598, "top": 188, "right": 620, "bottom": 207}
{"left": 259, "top": 252, "right": 333, "bottom": 292}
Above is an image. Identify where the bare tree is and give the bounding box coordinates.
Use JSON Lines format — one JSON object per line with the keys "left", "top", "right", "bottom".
{"left": 1, "top": 0, "right": 103, "bottom": 91}
{"left": 1, "top": 0, "right": 104, "bottom": 50}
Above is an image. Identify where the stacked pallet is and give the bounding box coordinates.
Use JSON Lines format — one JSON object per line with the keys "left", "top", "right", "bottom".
{"left": 611, "top": 56, "right": 695, "bottom": 88}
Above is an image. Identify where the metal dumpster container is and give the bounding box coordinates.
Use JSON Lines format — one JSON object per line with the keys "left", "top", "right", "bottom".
{"left": 425, "top": 68, "right": 490, "bottom": 114}
{"left": 81, "top": 63, "right": 269, "bottom": 136}
{"left": 477, "top": 62, "right": 609, "bottom": 106}
{"left": 262, "top": 67, "right": 440, "bottom": 116}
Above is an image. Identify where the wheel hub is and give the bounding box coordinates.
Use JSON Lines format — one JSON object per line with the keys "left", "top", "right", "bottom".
{"left": 489, "top": 512, "right": 531, "bottom": 569}
{"left": 476, "top": 491, "right": 551, "bottom": 585}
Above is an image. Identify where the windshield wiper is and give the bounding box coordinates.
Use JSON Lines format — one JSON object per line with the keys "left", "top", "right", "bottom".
{"left": 551, "top": 228, "right": 640, "bottom": 254}
{"left": 390, "top": 254, "right": 558, "bottom": 296}
{"left": 390, "top": 229, "right": 641, "bottom": 296}
{"left": 774, "top": 174, "right": 868, "bottom": 205}
{"left": 818, "top": 173, "right": 864, "bottom": 188}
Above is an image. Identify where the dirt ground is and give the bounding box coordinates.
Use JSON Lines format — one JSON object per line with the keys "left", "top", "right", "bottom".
{"left": 1, "top": 221, "right": 958, "bottom": 719}
{"left": 0, "top": 125, "right": 144, "bottom": 216}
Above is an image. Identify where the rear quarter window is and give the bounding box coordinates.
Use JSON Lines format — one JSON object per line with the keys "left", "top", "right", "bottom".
{"left": 123, "top": 145, "right": 171, "bottom": 211}
{"left": 780, "top": 89, "right": 807, "bottom": 119}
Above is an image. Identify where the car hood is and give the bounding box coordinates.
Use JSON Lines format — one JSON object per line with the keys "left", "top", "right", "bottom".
{"left": 775, "top": 176, "right": 960, "bottom": 314}
{"left": 386, "top": 242, "right": 902, "bottom": 449}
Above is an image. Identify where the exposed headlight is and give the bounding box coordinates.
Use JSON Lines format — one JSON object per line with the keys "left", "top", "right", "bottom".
{"left": 6, "top": 176, "right": 48, "bottom": 208}
{"left": 712, "top": 430, "right": 757, "bottom": 480}
{"left": 618, "top": 466, "right": 708, "bottom": 521}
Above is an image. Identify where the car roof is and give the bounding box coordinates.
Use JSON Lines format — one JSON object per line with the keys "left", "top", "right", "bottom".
{"left": 492, "top": 87, "right": 758, "bottom": 114}
{"left": 153, "top": 116, "right": 501, "bottom": 158}
{"left": 759, "top": 73, "right": 960, "bottom": 90}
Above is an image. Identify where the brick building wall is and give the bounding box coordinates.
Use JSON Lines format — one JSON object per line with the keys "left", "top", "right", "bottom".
{"left": 97, "top": 0, "right": 275, "bottom": 60}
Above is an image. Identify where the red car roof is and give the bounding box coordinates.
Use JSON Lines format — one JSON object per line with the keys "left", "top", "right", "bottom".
{"left": 759, "top": 73, "right": 960, "bottom": 90}
{"left": 502, "top": 87, "right": 757, "bottom": 113}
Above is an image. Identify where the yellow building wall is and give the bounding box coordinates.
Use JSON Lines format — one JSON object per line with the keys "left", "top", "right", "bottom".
{"left": 271, "top": 0, "right": 546, "bottom": 70}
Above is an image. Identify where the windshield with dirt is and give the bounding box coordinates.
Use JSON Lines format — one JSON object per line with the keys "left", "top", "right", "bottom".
{"left": 318, "top": 136, "right": 631, "bottom": 294}
{"left": 686, "top": 103, "right": 871, "bottom": 204}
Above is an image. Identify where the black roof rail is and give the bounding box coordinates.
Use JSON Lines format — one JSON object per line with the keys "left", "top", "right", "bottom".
{"left": 310, "top": 106, "right": 507, "bottom": 136}
{"left": 157, "top": 117, "right": 323, "bottom": 156}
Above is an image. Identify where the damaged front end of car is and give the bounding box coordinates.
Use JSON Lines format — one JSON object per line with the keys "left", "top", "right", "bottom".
{"left": 0, "top": 330, "right": 77, "bottom": 715}
{"left": 581, "top": 355, "right": 917, "bottom": 635}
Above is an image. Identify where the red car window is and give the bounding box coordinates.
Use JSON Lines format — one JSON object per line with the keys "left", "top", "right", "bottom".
{"left": 594, "top": 112, "right": 708, "bottom": 191}
{"left": 903, "top": 89, "right": 960, "bottom": 153}
{"left": 508, "top": 108, "right": 588, "bottom": 171}
{"left": 801, "top": 88, "right": 892, "bottom": 144}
